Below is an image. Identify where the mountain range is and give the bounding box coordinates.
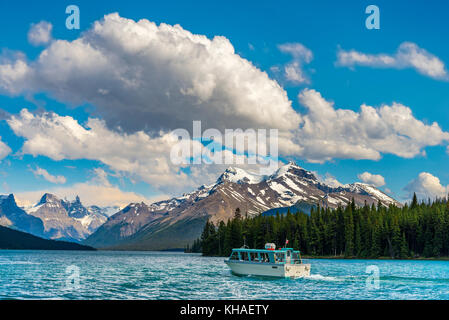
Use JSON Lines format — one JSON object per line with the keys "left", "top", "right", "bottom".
{"left": 0, "top": 162, "right": 400, "bottom": 249}
{"left": 0, "top": 193, "right": 118, "bottom": 242}
{"left": 83, "top": 162, "right": 400, "bottom": 250}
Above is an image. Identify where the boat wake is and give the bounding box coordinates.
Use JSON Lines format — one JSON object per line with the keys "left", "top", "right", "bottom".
{"left": 304, "top": 274, "right": 345, "bottom": 282}
{"left": 380, "top": 275, "right": 449, "bottom": 283}
{"left": 0, "top": 260, "right": 41, "bottom": 265}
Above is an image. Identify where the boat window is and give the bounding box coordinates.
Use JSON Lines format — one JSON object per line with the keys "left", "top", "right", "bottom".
{"left": 240, "top": 252, "right": 249, "bottom": 261}
{"left": 230, "top": 252, "right": 239, "bottom": 260}
{"left": 275, "top": 253, "right": 285, "bottom": 263}
{"left": 261, "top": 252, "right": 269, "bottom": 262}
{"left": 293, "top": 252, "right": 299, "bottom": 261}
{"left": 250, "top": 252, "right": 259, "bottom": 262}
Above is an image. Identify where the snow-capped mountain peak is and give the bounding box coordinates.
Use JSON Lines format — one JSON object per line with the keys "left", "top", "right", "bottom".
{"left": 269, "top": 161, "right": 316, "bottom": 181}
{"left": 345, "top": 182, "right": 395, "bottom": 204}
{"left": 23, "top": 194, "right": 113, "bottom": 241}
{"left": 85, "top": 163, "right": 402, "bottom": 250}
{"left": 37, "top": 193, "right": 60, "bottom": 205}
{"left": 216, "top": 166, "right": 266, "bottom": 185}
{"left": 216, "top": 162, "right": 312, "bottom": 185}
{"left": 146, "top": 161, "right": 399, "bottom": 219}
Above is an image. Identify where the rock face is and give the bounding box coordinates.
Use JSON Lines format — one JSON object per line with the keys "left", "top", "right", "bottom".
{"left": 24, "top": 194, "right": 110, "bottom": 242}
{"left": 0, "top": 192, "right": 118, "bottom": 242}
{"left": 0, "top": 194, "right": 45, "bottom": 238}
{"left": 84, "top": 202, "right": 167, "bottom": 248}
{"left": 84, "top": 162, "right": 400, "bottom": 250}
{"left": 26, "top": 193, "right": 87, "bottom": 241}
{"left": 85, "top": 205, "right": 119, "bottom": 232}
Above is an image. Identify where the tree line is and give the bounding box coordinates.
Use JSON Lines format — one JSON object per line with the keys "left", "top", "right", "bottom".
{"left": 187, "top": 194, "right": 449, "bottom": 259}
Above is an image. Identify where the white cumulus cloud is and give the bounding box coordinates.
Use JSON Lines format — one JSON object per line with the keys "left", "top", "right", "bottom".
{"left": 274, "top": 42, "right": 313, "bottom": 85}
{"left": 337, "top": 42, "right": 448, "bottom": 80}
{"left": 7, "top": 108, "right": 195, "bottom": 191}
{"left": 1, "top": 13, "right": 300, "bottom": 133}
{"left": 16, "top": 168, "right": 167, "bottom": 208}
{"left": 278, "top": 43, "right": 313, "bottom": 62}
{"left": 293, "top": 89, "right": 449, "bottom": 162}
{"left": 0, "top": 55, "right": 31, "bottom": 95}
{"left": 320, "top": 173, "right": 344, "bottom": 188}
{"left": 404, "top": 172, "right": 449, "bottom": 200}
{"left": 30, "top": 166, "right": 66, "bottom": 184}
{"left": 7, "top": 108, "right": 274, "bottom": 194}
{"left": 0, "top": 137, "right": 11, "bottom": 160}
{"left": 27, "top": 21, "right": 53, "bottom": 46}
{"left": 357, "top": 172, "right": 386, "bottom": 187}
{"left": 1, "top": 14, "right": 448, "bottom": 178}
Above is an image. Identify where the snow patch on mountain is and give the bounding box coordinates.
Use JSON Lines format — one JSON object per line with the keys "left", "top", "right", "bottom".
{"left": 217, "top": 167, "right": 267, "bottom": 184}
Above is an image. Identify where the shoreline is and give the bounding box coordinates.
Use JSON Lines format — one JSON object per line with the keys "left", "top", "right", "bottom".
{"left": 300, "top": 255, "right": 449, "bottom": 261}
{"left": 3, "top": 249, "right": 449, "bottom": 261}
{"left": 197, "top": 253, "right": 449, "bottom": 261}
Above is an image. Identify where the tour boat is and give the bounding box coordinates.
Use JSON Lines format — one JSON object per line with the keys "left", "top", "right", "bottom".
{"left": 224, "top": 243, "right": 311, "bottom": 278}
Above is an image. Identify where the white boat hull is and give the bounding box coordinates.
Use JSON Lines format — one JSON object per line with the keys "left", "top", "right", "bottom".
{"left": 225, "top": 260, "right": 311, "bottom": 278}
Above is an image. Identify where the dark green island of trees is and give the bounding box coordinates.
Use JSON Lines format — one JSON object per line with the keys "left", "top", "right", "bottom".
{"left": 0, "top": 225, "right": 95, "bottom": 250}
{"left": 189, "top": 194, "right": 449, "bottom": 259}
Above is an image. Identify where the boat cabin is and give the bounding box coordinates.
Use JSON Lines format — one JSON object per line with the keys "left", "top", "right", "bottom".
{"left": 228, "top": 247, "right": 303, "bottom": 265}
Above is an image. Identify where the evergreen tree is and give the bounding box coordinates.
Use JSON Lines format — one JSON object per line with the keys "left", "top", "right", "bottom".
{"left": 344, "top": 206, "right": 354, "bottom": 257}
{"left": 195, "top": 196, "right": 449, "bottom": 259}
{"left": 400, "top": 232, "right": 409, "bottom": 259}
{"left": 411, "top": 192, "right": 418, "bottom": 209}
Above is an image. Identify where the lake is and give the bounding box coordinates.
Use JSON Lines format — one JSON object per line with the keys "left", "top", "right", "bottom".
{"left": 1, "top": 250, "right": 449, "bottom": 299}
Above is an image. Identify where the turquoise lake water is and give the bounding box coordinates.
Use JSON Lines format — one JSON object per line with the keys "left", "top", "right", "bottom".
{"left": 1, "top": 250, "right": 449, "bottom": 300}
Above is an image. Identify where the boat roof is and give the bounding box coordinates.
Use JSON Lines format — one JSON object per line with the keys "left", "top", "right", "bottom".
{"left": 232, "top": 248, "right": 300, "bottom": 253}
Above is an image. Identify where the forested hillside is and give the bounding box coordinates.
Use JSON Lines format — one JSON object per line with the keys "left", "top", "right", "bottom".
{"left": 0, "top": 225, "right": 95, "bottom": 250}
{"left": 194, "top": 194, "right": 449, "bottom": 259}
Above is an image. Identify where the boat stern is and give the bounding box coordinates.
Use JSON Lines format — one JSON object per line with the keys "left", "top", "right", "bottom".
{"left": 284, "top": 263, "right": 311, "bottom": 278}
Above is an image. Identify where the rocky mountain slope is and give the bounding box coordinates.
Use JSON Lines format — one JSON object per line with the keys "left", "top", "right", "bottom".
{"left": 0, "top": 194, "right": 45, "bottom": 238}
{"left": 84, "top": 162, "right": 400, "bottom": 250}
{"left": 0, "top": 193, "right": 115, "bottom": 242}
{"left": 25, "top": 194, "right": 110, "bottom": 241}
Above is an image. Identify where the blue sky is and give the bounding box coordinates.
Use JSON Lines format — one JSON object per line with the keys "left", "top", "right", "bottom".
{"left": 0, "top": 0, "right": 448, "bottom": 206}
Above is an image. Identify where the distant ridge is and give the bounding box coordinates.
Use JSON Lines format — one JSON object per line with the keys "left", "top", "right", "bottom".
{"left": 85, "top": 162, "right": 401, "bottom": 250}
{"left": 0, "top": 225, "right": 95, "bottom": 250}
{"left": 262, "top": 200, "right": 318, "bottom": 216}
{"left": 0, "top": 193, "right": 118, "bottom": 242}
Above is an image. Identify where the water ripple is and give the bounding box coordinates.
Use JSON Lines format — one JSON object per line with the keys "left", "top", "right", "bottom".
{"left": 1, "top": 251, "right": 449, "bottom": 299}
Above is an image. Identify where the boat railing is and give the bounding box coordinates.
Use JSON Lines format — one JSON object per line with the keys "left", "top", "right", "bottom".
{"left": 228, "top": 248, "right": 305, "bottom": 264}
